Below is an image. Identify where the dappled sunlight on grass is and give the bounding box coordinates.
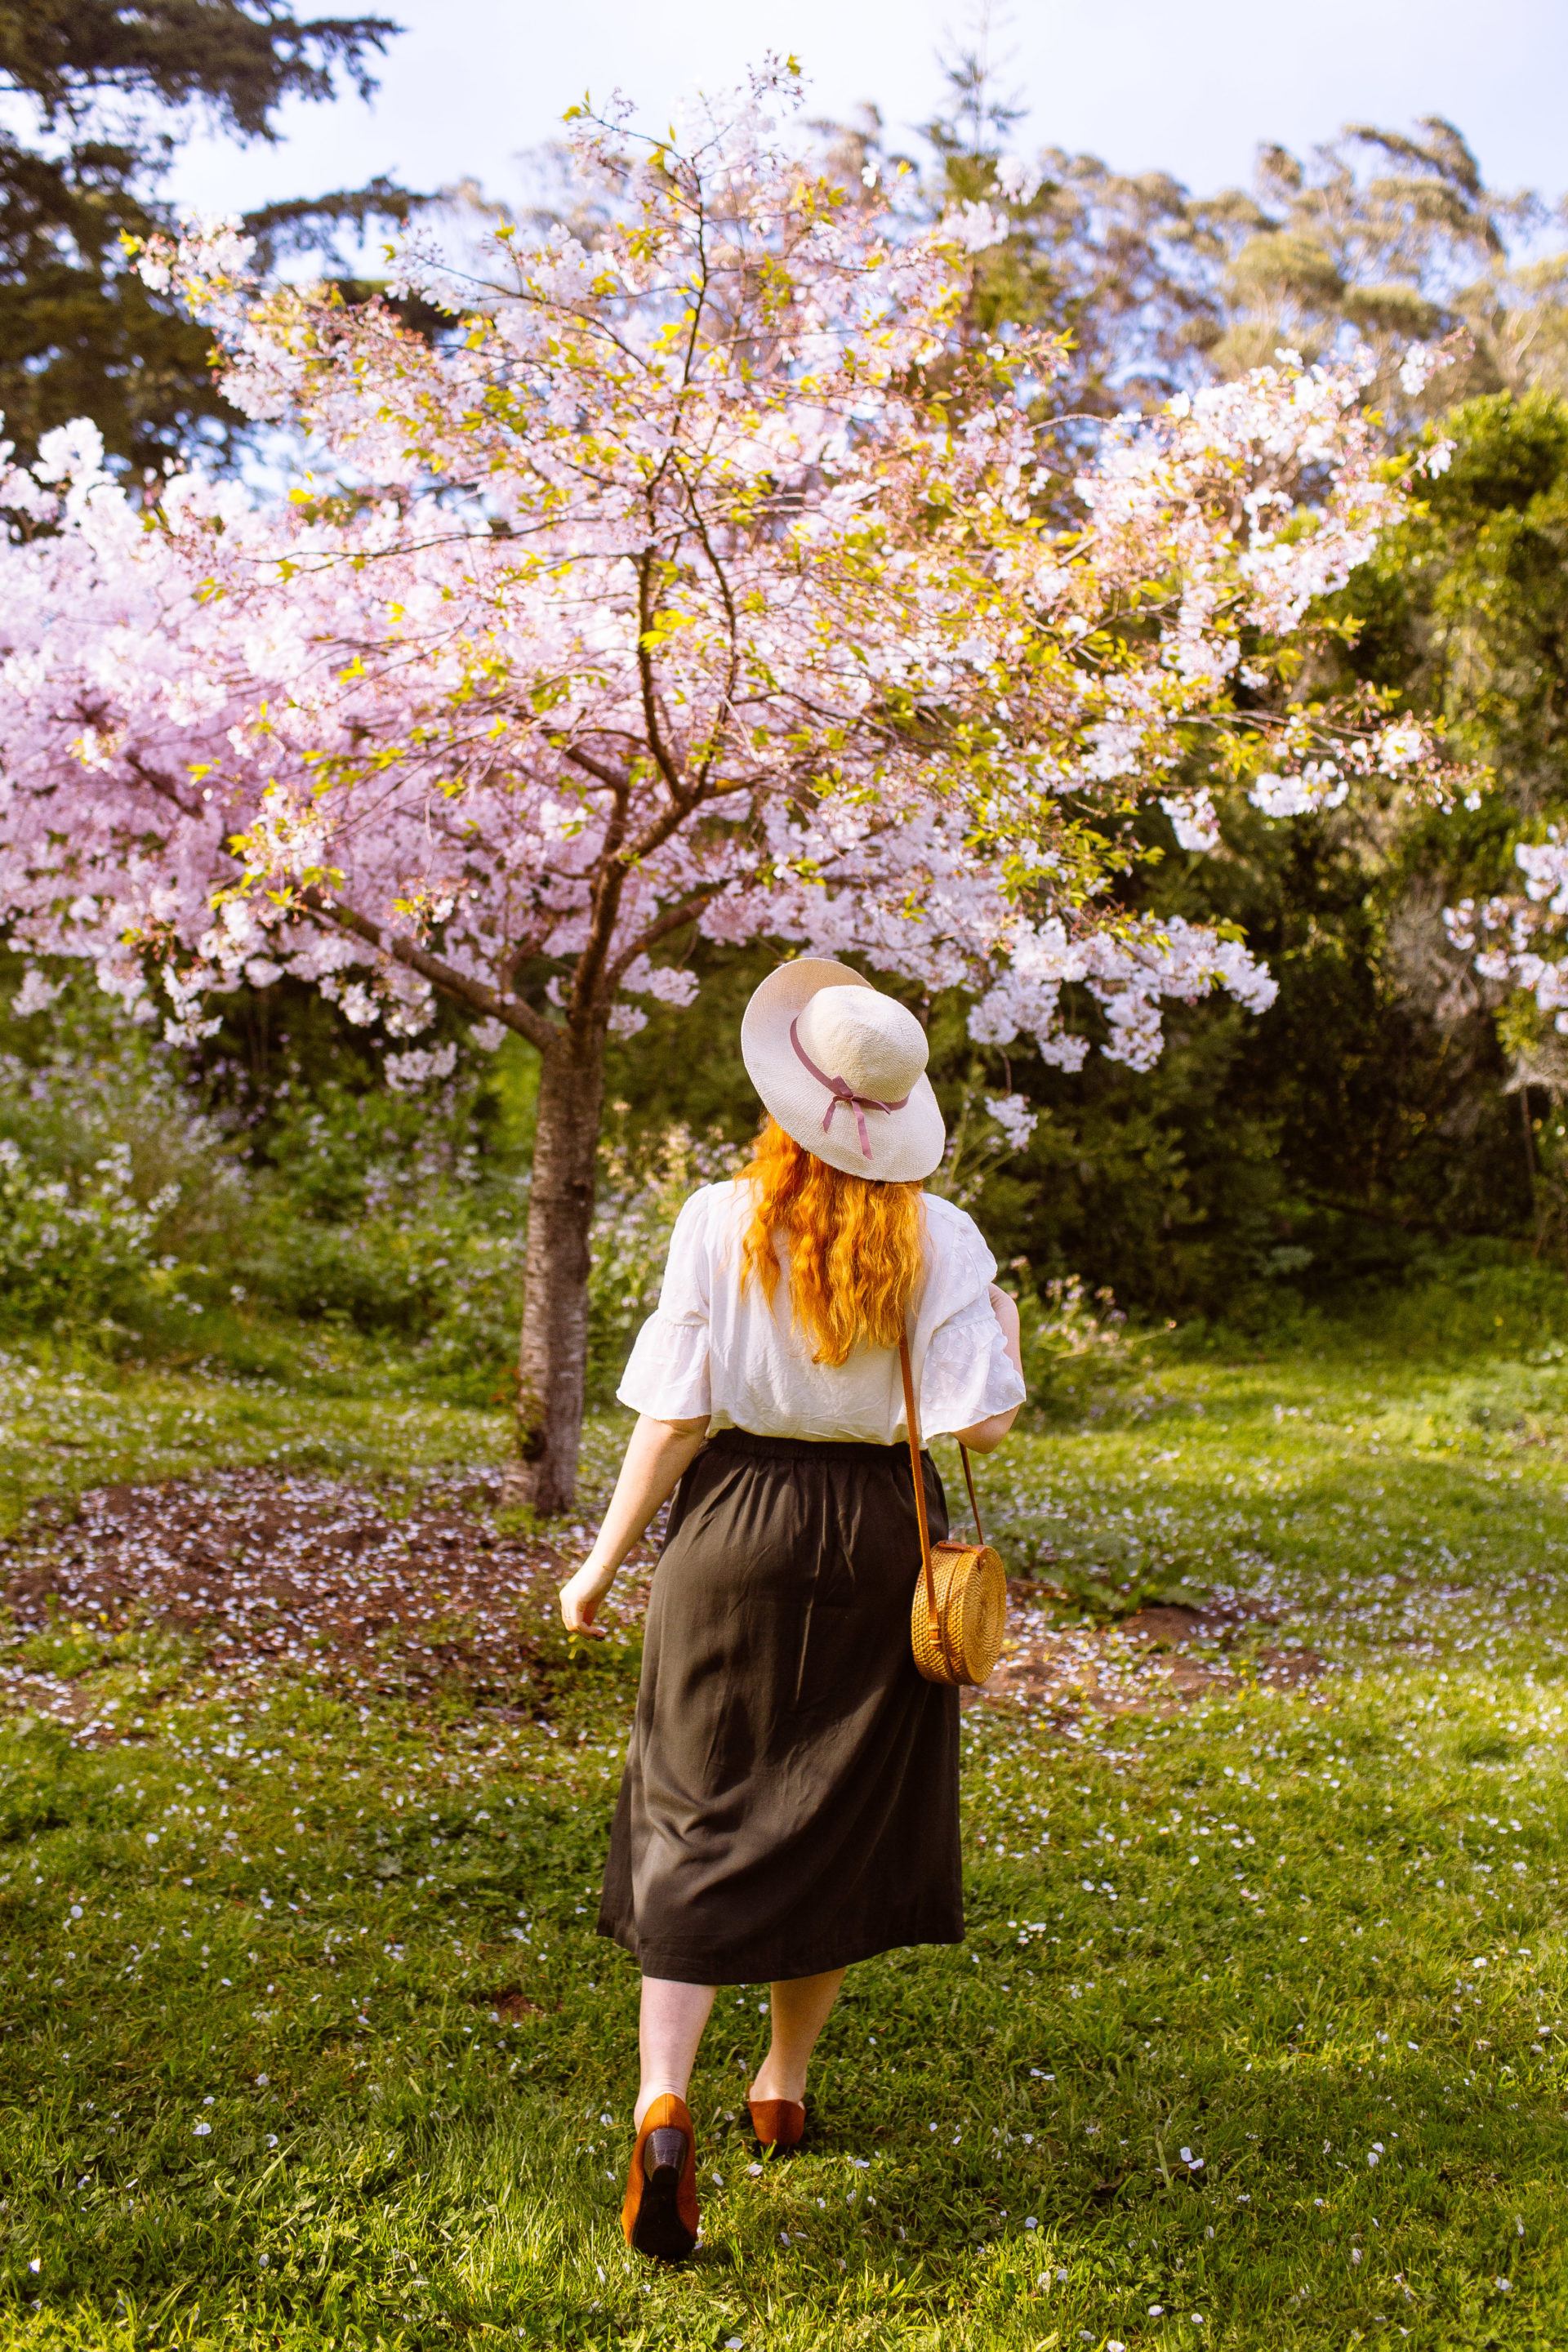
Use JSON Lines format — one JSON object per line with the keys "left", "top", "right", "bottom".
{"left": 0, "top": 1287, "right": 1566, "bottom": 2344}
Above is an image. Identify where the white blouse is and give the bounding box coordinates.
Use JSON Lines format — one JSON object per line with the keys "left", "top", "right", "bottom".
{"left": 617, "top": 1180, "right": 1026, "bottom": 1445}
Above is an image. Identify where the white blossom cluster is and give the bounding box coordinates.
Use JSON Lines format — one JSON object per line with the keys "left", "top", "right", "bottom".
{"left": 0, "top": 66, "right": 1451, "bottom": 1089}
{"left": 1448, "top": 834, "right": 1568, "bottom": 1032}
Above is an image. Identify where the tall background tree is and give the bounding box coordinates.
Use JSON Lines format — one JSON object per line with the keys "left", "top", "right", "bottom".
{"left": 0, "top": 0, "right": 420, "bottom": 470}
{"left": 747, "top": 42, "right": 1568, "bottom": 1305}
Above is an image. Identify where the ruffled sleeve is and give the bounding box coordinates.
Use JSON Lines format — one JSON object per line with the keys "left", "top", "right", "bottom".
{"left": 915, "top": 1200, "right": 1027, "bottom": 1439}
{"left": 616, "top": 1187, "right": 714, "bottom": 1423}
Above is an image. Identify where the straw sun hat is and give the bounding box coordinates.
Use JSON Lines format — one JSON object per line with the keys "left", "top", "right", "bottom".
{"left": 741, "top": 958, "right": 947, "bottom": 1184}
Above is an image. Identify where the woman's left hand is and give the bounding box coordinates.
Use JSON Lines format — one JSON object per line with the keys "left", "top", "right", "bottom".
{"left": 559, "top": 1556, "right": 617, "bottom": 1638}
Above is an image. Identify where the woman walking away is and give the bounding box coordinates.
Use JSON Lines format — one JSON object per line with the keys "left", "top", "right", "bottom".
{"left": 558, "top": 959, "right": 1026, "bottom": 2262}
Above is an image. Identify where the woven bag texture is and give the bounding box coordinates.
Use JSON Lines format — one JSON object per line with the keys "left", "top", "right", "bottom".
{"left": 909, "top": 1539, "right": 1006, "bottom": 1687}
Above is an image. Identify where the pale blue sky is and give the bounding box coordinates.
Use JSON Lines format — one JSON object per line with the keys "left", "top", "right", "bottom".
{"left": 166, "top": 0, "right": 1566, "bottom": 225}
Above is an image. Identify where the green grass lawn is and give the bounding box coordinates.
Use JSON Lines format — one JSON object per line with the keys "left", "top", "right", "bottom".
{"left": 1, "top": 1282, "right": 1567, "bottom": 2349}
{"left": 0, "top": 1341, "right": 513, "bottom": 1543}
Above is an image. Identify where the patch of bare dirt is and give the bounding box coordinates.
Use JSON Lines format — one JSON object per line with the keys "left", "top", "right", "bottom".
{"left": 0, "top": 1468, "right": 594, "bottom": 1708}
{"left": 968, "top": 1580, "right": 1325, "bottom": 1717}
{"left": 0, "top": 1473, "right": 1323, "bottom": 1736}
{"left": 474, "top": 1989, "right": 546, "bottom": 2023}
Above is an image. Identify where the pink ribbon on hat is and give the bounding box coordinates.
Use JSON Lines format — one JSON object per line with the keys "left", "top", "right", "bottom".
{"left": 789, "top": 1014, "right": 911, "bottom": 1160}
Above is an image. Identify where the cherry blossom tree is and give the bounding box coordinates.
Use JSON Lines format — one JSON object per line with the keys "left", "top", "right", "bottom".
{"left": 0, "top": 67, "right": 1452, "bottom": 1507}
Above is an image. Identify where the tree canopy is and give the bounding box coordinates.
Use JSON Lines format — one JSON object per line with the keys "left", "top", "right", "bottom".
{"left": 0, "top": 0, "right": 417, "bottom": 470}
{"left": 817, "top": 40, "right": 1568, "bottom": 429}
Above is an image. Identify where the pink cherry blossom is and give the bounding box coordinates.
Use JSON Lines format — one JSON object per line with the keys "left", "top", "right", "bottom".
{"left": 0, "top": 64, "right": 1454, "bottom": 1503}
{"left": 1448, "top": 834, "right": 1568, "bottom": 1038}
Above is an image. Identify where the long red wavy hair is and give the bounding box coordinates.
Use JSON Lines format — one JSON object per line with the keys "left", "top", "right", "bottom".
{"left": 739, "top": 1116, "right": 925, "bottom": 1365}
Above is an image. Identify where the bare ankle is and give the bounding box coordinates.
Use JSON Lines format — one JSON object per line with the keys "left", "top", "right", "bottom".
{"left": 634, "top": 2079, "right": 688, "bottom": 2130}
{"left": 749, "top": 2055, "right": 807, "bottom": 2105}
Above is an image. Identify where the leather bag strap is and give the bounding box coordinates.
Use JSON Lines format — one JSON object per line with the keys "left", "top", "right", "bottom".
{"left": 898, "top": 1333, "right": 986, "bottom": 1551}
{"left": 898, "top": 1332, "right": 986, "bottom": 1685}
{"left": 898, "top": 1332, "right": 938, "bottom": 1640}
{"left": 959, "top": 1441, "right": 985, "bottom": 1546}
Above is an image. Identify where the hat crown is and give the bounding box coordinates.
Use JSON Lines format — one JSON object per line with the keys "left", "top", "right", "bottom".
{"left": 795, "top": 984, "right": 928, "bottom": 1102}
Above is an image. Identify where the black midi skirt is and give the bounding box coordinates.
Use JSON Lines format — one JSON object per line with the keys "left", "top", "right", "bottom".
{"left": 597, "top": 1428, "right": 963, "bottom": 1984}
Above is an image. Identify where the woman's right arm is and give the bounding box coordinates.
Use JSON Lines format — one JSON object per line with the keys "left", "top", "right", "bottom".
{"left": 953, "top": 1285, "right": 1023, "bottom": 1453}
{"left": 558, "top": 1412, "right": 709, "bottom": 1636}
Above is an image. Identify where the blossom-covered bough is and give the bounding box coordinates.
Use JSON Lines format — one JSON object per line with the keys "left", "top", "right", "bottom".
{"left": 1448, "top": 840, "right": 1568, "bottom": 1072}
{"left": 0, "top": 67, "right": 1453, "bottom": 1507}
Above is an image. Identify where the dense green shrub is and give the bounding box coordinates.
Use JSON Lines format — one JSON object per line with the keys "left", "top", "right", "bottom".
{"left": 0, "top": 958, "right": 740, "bottom": 1401}
{"left": 585, "top": 1118, "right": 737, "bottom": 1398}
{"left": 0, "top": 1138, "right": 172, "bottom": 1332}
{"left": 0, "top": 972, "right": 252, "bottom": 1335}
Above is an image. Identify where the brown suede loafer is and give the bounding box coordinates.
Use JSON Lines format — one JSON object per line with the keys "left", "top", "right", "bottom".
{"left": 747, "top": 2095, "right": 807, "bottom": 2152}
{"left": 621, "top": 2093, "right": 699, "bottom": 2261}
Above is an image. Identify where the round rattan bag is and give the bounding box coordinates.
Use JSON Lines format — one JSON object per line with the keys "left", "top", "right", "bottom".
{"left": 898, "top": 1336, "right": 1009, "bottom": 1689}
{"left": 910, "top": 1533, "right": 1007, "bottom": 1686}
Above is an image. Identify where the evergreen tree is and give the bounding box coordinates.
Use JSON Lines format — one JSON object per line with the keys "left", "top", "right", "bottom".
{"left": 1198, "top": 122, "right": 1568, "bottom": 417}
{"left": 0, "top": 0, "right": 419, "bottom": 469}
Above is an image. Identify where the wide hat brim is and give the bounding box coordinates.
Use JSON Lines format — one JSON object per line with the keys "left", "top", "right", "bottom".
{"left": 741, "top": 958, "right": 947, "bottom": 1183}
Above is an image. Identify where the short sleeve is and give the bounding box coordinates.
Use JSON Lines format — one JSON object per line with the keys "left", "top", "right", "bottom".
{"left": 615, "top": 1187, "right": 713, "bottom": 1422}
{"left": 915, "top": 1200, "right": 1027, "bottom": 1439}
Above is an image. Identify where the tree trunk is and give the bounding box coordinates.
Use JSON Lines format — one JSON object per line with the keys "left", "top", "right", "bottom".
{"left": 504, "top": 1021, "right": 607, "bottom": 1514}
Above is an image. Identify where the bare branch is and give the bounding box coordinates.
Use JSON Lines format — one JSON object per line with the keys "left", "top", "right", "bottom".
{"left": 300, "top": 886, "right": 559, "bottom": 1054}
{"left": 607, "top": 883, "right": 726, "bottom": 982}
